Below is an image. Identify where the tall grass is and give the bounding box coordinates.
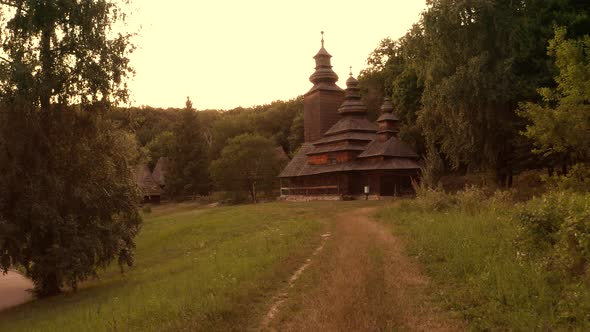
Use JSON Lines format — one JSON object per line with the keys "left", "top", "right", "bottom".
{"left": 0, "top": 202, "right": 351, "bottom": 332}
{"left": 378, "top": 188, "right": 590, "bottom": 330}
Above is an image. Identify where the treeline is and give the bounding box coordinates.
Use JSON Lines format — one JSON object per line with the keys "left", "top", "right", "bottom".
{"left": 109, "top": 97, "right": 303, "bottom": 199}
{"left": 359, "top": 0, "right": 590, "bottom": 186}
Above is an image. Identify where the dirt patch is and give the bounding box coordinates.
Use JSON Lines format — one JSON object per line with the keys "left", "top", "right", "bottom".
{"left": 0, "top": 271, "right": 34, "bottom": 312}
{"left": 263, "top": 207, "right": 464, "bottom": 331}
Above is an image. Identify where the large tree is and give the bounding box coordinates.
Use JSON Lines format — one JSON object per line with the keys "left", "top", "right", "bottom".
{"left": 166, "top": 97, "right": 210, "bottom": 197}
{"left": 361, "top": 0, "right": 589, "bottom": 184}
{"left": 519, "top": 28, "right": 590, "bottom": 165}
{"left": 0, "top": 1, "right": 140, "bottom": 297}
{"left": 210, "top": 133, "right": 284, "bottom": 203}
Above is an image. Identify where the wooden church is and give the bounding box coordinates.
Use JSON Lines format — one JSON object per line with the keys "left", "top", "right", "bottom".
{"left": 279, "top": 33, "right": 421, "bottom": 199}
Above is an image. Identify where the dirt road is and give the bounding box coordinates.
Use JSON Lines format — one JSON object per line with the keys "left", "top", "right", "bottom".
{"left": 0, "top": 271, "right": 33, "bottom": 311}
{"left": 263, "top": 207, "right": 463, "bottom": 331}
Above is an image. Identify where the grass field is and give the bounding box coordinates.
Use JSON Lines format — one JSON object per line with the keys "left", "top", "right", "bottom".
{"left": 377, "top": 195, "right": 590, "bottom": 331}
{"left": 0, "top": 201, "right": 361, "bottom": 332}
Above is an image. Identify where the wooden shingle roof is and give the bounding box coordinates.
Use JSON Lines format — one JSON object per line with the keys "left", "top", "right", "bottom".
{"left": 279, "top": 143, "right": 420, "bottom": 178}
{"left": 357, "top": 138, "right": 419, "bottom": 159}
{"left": 152, "top": 157, "right": 169, "bottom": 187}
{"left": 324, "top": 116, "right": 377, "bottom": 136}
{"left": 134, "top": 164, "right": 162, "bottom": 196}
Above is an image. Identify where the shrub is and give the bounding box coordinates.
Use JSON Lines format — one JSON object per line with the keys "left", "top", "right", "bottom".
{"left": 413, "top": 184, "right": 458, "bottom": 212}
{"left": 516, "top": 191, "right": 590, "bottom": 276}
{"left": 544, "top": 163, "right": 590, "bottom": 193}
{"left": 488, "top": 189, "right": 516, "bottom": 212}
{"left": 455, "top": 185, "right": 487, "bottom": 214}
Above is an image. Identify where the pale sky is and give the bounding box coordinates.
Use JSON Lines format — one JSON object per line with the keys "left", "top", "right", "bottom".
{"left": 126, "top": 1, "right": 427, "bottom": 110}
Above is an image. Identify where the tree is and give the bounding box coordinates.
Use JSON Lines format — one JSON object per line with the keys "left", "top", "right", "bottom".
{"left": 361, "top": 0, "right": 589, "bottom": 184}
{"left": 0, "top": 1, "right": 140, "bottom": 297}
{"left": 166, "top": 97, "right": 209, "bottom": 197}
{"left": 209, "top": 97, "right": 303, "bottom": 160}
{"left": 210, "top": 134, "right": 283, "bottom": 203}
{"left": 145, "top": 131, "right": 175, "bottom": 169}
{"left": 519, "top": 28, "right": 590, "bottom": 165}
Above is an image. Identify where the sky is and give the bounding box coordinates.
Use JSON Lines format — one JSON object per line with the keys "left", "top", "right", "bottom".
{"left": 125, "top": 1, "right": 427, "bottom": 110}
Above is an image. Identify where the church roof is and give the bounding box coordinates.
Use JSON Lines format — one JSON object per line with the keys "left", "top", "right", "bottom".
{"left": 279, "top": 143, "right": 314, "bottom": 178}
{"left": 324, "top": 116, "right": 377, "bottom": 136}
{"left": 279, "top": 143, "right": 420, "bottom": 178}
{"left": 307, "top": 143, "right": 367, "bottom": 155}
{"left": 377, "top": 113, "right": 398, "bottom": 122}
{"left": 357, "top": 138, "right": 419, "bottom": 159}
{"left": 308, "top": 31, "right": 339, "bottom": 90}
{"left": 312, "top": 131, "right": 376, "bottom": 145}
{"left": 337, "top": 70, "right": 367, "bottom": 115}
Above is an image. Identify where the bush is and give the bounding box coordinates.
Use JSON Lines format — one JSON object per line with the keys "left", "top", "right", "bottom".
{"left": 516, "top": 191, "right": 590, "bottom": 276}
{"left": 488, "top": 189, "right": 516, "bottom": 211}
{"left": 544, "top": 164, "right": 590, "bottom": 193}
{"left": 381, "top": 189, "right": 590, "bottom": 329}
{"left": 412, "top": 184, "right": 458, "bottom": 211}
{"left": 455, "top": 185, "right": 487, "bottom": 214}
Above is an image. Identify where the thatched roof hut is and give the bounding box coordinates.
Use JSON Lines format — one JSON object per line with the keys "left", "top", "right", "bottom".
{"left": 152, "top": 157, "right": 169, "bottom": 187}
{"left": 133, "top": 164, "right": 162, "bottom": 203}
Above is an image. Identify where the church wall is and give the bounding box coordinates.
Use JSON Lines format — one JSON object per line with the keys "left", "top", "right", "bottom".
{"left": 318, "top": 90, "right": 345, "bottom": 139}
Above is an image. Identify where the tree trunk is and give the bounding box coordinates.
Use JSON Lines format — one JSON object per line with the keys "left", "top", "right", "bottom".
{"left": 36, "top": 271, "right": 61, "bottom": 298}
{"left": 251, "top": 181, "right": 257, "bottom": 203}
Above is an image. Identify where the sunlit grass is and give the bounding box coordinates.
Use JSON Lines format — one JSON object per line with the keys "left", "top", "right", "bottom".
{"left": 0, "top": 201, "right": 360, "bottom": 332}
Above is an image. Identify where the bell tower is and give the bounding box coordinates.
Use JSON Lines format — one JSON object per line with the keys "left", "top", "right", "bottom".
{"left": 304, "top": 32, "right": 345, "bottom": 142}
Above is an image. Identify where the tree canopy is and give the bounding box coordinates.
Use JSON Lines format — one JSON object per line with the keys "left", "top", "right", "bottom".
{"left": 520, "top": 27, "right": 590, "bottom": 164}
{"left": 210, "top": 134, "right": 285, "bottom": 203}
{"left": 0, "top": 0, "right": 140, "bottom": 297}
{"left": 165, "top": 98, "right": 210, "bottom": 197}
{"left": 359, "top": 0, "right": 590, "bottom": 184}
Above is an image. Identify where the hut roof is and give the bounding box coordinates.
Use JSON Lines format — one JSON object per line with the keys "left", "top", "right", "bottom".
{"left": 134, "top": 164, "right": 162, "bottom": 196}
{"left": 152, "top": 157, "right": 169, "bottom": 187}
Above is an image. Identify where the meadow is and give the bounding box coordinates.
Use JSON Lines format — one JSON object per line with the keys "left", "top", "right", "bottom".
{"left": 377, "top": 188, "right": 590, "bottom": 331}
{"left": 0, "top": 201, "right": 353, "bottom": 331}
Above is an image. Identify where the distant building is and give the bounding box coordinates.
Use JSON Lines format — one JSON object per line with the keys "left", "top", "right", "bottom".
{"left": 152, "top": 157, "right": 169, "bottom": 188}
{"left": 278, "top": 34, "right": 421, "bottom": 199}
{"left": 133, "top": 164, "right": 162, "bottom": 203}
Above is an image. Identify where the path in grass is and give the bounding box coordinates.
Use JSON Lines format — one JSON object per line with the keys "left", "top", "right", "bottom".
{"left": 0, "top": 271, "right": 33, "bottom": 311}
{"left": 264, "top": 207, "right": 464, "bottom": 331}
{"left": 0, "top": 202, "right": 375, "bottom": 332}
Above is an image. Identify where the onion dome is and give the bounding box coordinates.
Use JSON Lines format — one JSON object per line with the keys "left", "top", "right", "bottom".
{"left": 309, "top": 31, "right": 339, "bottom": 86}
{"left": 337, "top": 67, "right": 367, "bottom": 114}
{"left": 377, "top": 97, "right": 399, "bottom": 140}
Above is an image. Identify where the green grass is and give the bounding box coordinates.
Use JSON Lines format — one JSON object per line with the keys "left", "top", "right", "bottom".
{"left": 377, "top": 202, "right": 570, "bottom": 331}
{"left": 0, "top": 201, "right": 362, "bottom": 332}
